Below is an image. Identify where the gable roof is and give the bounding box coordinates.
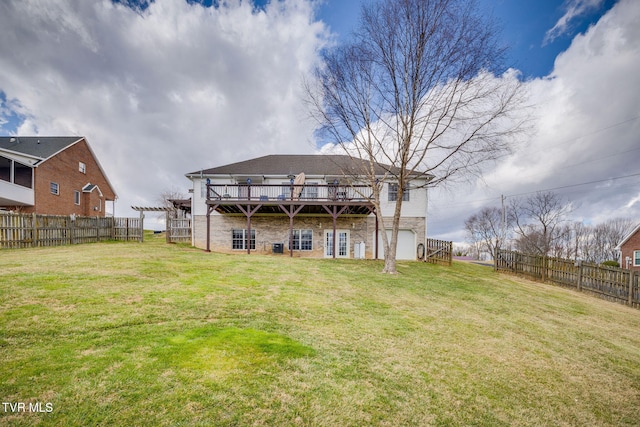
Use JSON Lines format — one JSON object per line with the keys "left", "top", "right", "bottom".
{"left": 616, "top": 222, "right": 640, "bottom": 250}
{"left": 0, "top": 136, "right": 82, "bottom": 161}
{"left": 188, "top": 154, "right": 415, "bottom": 178}
{"left": 0, "top": 136, "right": 117, "bottom": 199}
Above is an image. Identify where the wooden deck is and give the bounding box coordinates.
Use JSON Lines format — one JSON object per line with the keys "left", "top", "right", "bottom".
{"left": 205, "top": 183, "right": 375, "bottom": 215}
{"left": 204, "top": 183, "right": 378, "bottom": 256}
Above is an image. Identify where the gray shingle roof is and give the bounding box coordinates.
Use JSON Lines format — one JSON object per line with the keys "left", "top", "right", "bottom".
{"left": 0, "top": 136, "right": 82, "bottom": 160}
{"left": 188, "top": 154, "right": 399, "bottom": 177}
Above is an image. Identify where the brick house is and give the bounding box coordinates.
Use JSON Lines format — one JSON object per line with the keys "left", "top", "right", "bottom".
{"left": 0, "top": 136, "right": 116, "bottom": 216}
{"left": 617, "top": 222, "right": 640, "bottom": 271}
{"left": 186, "top": 154, "right": 430, "bottom": 260}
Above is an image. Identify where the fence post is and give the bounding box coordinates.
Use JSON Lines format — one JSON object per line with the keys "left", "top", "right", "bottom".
{"left": 31, "top": 212, "right": 37, "bottom": 248}
{"left": 629, "top": 271, "right": 635, "bottom": 306}
{"left": 166, "top": 211, "right": 171, "bottom": 244}
{"left": 575, "top": 260, "right": 583, "bottom": 292}
{"left": 70, "top": 215, "right": 75, "bottom": 245}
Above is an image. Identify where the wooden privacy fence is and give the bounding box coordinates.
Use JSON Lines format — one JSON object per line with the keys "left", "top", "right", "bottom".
{"left": 496, "top": 249, "right": 640, "bottom": 309}
{"left": 425, "top": 238, "right": 452, "bottom": 266}
{"left": 168, "top": 218, "right": 191, "bottom": 243}
{"left": 0, "top": 213, "right": 141, "bottom": 249}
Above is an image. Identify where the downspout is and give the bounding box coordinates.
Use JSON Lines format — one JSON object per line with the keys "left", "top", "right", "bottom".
{"left": 424, "top": 186, "right": 429, "bottom": 252}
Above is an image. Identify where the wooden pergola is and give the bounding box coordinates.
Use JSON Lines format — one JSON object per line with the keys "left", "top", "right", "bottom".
{"left": 131, "top": 206, "right": 171, "bottom": 243}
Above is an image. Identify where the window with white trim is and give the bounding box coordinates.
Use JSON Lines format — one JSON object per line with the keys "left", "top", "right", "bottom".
{"left": 232, "top": 229, "right": 255, "bottom": 250}
{"left": 79, "top": 162, "right": 86, "bottom": 174}
{"left": 388, "top": 183, "right": 409, "bottom": 201}
{"left": 289, "top": 229, "right": 313, "bottom": 251}
{"left": 50, "top": 182, "right": 59, "bottom": 195}
{"left": 634, "top": 250, "right": 640, "bottom": 266}
{"left": 74, "top": 191, "right": 81, "bottom": 205}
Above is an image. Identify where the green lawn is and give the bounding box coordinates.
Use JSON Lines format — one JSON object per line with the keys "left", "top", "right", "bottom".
{"left": 2, "top": 233, "right": 640, "bottom": 426}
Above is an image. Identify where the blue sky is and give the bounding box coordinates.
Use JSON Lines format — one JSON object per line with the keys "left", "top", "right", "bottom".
{"left": 0, "top": 0, "right": 638, "bottom": 238}
{"left": 320, "top": 0, "right": 618, "bottom": 78}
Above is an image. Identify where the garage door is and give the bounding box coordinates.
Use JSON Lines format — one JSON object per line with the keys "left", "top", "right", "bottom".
{"left": 375, "top": 229, "right": 416, "bottom": 260}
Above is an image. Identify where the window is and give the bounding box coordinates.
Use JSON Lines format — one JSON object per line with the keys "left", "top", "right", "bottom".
{"left": 232, "top": 229, "right": 255, "bottom": 250}
{"left": 0, "top": 156, "right": 32, "bottom": 188}
{"left": 50, "top": 182, "right": 59, "bottom": 195}
{"left": 634, "top": 251, "right": 640, "bottom": 267}
{"left": 14, "top": 161, "right": 32, "bottom": 188}
{"left": 79, "top": 162, "right": 86, "bottom": 174}
{"left": 388, "top": 183, "right": 409, "bottom": 201}
{"left": 289, "top": 229, "right": 313, "bottom": 251}
{"left": 74, "top": 191, "right": 81, "bottom": 205}
{"left": 0, "top": 156, "right": 10, "bottom": 182}
{"left": 201, "top": 181, "right": 207, "bottom": 198}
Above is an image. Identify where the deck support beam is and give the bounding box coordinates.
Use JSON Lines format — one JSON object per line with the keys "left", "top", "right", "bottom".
{"left": 322, "top": 205, "right": 349, "bottom": 259}
{"left": 205, "top": 204, "right": 219, "bottom": 252}
{"left": 279, "top": 204, "right": 305, "bottom": 257}
{"left": 237, "top": 204, "right": 262, "bottom": 254}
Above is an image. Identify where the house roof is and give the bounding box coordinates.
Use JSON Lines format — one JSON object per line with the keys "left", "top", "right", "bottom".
{"left": 0, "top": 136, "right": 82, "bottom": 160}
{"left": 0, "top": 136, "right": 117, "bottom": 199}
{"left": 188, "top": 154, "right": 422, "bottom": 178}
{"left": 616, "top": 222, "right": 640, "bottom": 250}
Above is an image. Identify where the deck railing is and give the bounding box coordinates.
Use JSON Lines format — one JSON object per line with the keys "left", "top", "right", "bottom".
{"left": 206, "top": 184, "right": 375, "bottom": 202}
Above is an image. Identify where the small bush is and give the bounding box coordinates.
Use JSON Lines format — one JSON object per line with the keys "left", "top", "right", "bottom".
{"left": 601, "top": 260, "right": 620, "bottom": 267}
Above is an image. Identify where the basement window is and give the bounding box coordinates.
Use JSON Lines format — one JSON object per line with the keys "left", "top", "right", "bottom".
{"left": 232, "top": 229, "right": 255, "bottom": 250}
{"left": 289, "top": 229, "right": 313, "bottom": 251}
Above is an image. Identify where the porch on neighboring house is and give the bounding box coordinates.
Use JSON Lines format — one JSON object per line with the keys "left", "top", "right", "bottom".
{"left": 204, "top": 182, "right": 378, "bottom": 258}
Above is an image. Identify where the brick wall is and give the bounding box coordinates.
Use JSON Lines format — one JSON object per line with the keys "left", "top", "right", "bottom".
{"left": 21, "top": 139, "right": 115, "bottom": 216}
{"left": 193, "top": 214, "right": 426, "bottom": 259}
{"left": 620, "top": 229, "right": 640, "bottom": 271}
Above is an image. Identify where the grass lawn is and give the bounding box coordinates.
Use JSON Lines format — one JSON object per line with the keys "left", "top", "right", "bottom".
{"left": 2, "top": 233, "right": 640, "bottom": 426}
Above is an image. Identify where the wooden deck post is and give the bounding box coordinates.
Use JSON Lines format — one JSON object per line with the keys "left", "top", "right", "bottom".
{"left": 322, "top": 205, "right": 348, "bottom": 259}
{"left": 237, "top": 204, "right": 262, "bottom": 255}
{"left": 629, "top": 270, "right": 635, "bottom": 306}
{"left": 279, "top": 204, "right": 304, "bottom": 257}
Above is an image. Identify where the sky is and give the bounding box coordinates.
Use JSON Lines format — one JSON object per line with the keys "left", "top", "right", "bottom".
{"left": 0, "top": 0, "right": 638, "bottom": 240}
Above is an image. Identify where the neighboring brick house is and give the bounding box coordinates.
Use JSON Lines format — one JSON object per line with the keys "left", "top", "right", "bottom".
{"left": 0, "top": 136, "right": 116, "bottom": 216}
{"left": 617, "top": 222, "right": 640, "bottom": 271}
{"left": 185, "top": 154, "right": 430, "bottom": 260}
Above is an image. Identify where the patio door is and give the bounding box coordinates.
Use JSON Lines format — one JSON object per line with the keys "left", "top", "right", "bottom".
{"left": 324, "top": 230, "right": 350, "bottom": 258}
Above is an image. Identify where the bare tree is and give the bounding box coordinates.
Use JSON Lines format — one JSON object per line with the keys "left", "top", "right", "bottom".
{"left": 307, "top": 0, "right": 526, "bottom": 273}
{"left": 156, "top": 188, "right": 187, "bottom": 223}
{"left": 464, "top": 206, "right": 509, "bottom": 260}
{"left": 578, "top": 218, "right": 635, "bottom": 264}
{"left": 509, "top": 191, "right": 573, "bottom": 277}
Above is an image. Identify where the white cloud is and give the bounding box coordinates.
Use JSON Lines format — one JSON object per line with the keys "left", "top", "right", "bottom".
{"left": 0, "top": 0, "right": 329, "bottom": 222}
{"left": 544, "top": 0, "right": 604, "bottom": 45}
{"left": 429, "top": 0, "right": 640, "bottom": 240}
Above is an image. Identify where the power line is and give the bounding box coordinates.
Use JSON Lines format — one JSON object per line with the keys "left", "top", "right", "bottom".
{"left": 505, "top": 172, "right": 640, "bottom": 198}
{"left": 429, "top": 171, "right": 640, "bottom": 211}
